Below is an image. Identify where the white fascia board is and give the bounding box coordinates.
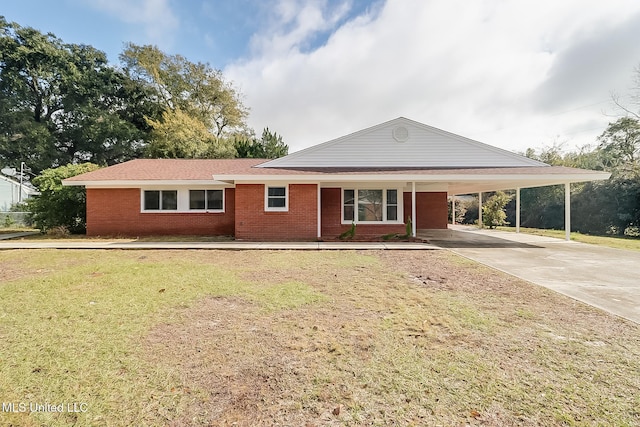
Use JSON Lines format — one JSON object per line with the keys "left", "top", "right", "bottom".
{"left": 449, "top": 172, "right": 611, "bottom": 184}
{"left": 217, "top": 171, "right": 611, "bottom": 184}
{"left": 63, "top": 180, "right": 233, "bottom": 187}
{"left": 448, "top": 173, "right": 611, "bottom": 195}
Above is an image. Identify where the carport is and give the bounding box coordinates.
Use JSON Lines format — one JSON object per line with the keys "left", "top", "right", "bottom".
{"left": 446, "top": 167, "right": 610, "bottom": 240}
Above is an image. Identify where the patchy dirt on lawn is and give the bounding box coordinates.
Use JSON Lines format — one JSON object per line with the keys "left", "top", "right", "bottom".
{"left": 142, "top": 250, "right": 640, "bottom": 426}
{"left": 0, "top": 250, "right": 65, "bottom": 282}
{"left": 145, "top": 296, "right": 381, "bottom": 426}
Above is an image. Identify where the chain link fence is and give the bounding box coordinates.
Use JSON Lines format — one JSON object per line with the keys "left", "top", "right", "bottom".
{"left": 0, "top": 211, "right": 32, "bottom": 228}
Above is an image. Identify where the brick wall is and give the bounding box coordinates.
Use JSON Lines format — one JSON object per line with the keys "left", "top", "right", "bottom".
{"left": 321, "top": 188, "right": 406, "bottom": 239}
{"left": 234, "top": 184, "right": 318, "bottom": 241}
{"left": 86, "top": 186, "right": 447, "bottom": 239}
{"left": 86, "top": 188, "right": 235, "bottom": 236}
{"left": 411, "top": 192, "right": 448, "bottom": 229}
{"left": 321, "top": 188, "right": 448, "bottom": 239}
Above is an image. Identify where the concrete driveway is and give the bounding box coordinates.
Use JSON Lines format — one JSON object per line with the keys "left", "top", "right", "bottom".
{"left": 421, "top": 225, "right": 640, "bottom": 324}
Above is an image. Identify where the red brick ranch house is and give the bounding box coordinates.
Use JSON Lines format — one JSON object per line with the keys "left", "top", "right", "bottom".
{"left": 64, "top": 117, "right": 610, "bottom": 241}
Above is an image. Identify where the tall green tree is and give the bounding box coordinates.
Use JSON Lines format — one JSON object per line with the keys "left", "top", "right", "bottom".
{"left": 260, "top": 128, "right": 288, "bottom": 159}
{"left": 26, "top": 162, "right": 100, "bottom": 233}
{"left": 145, "top": 109, "right": 234, "bottom": 158}
{"left": 234, "top": 128, "right": 288, "bottom": 159}
{"left": 482, "top": 191, "right": 512, "bottom": 229}
{"left": 520, "top": 122, "right": 640, "bottom": 236}
{"left": 576, "top": 117, "right": 640, "bottom": 235}
{"left": 519, "top": 185, "right": 566, "bottom": 230}
{"left": 519, "top": 146, "right": 573, "bottom": 230}
{"left": 0, "top": 18, "right": 160, "bottom": 172}
{"left": 120, "top": 43, "right": 248, "bottom": 158}
{"left": 597, "top": 117, "right": 640, "bottom": 169}
{"left": 572, "top": 171, "right": 639, "bottom": 236}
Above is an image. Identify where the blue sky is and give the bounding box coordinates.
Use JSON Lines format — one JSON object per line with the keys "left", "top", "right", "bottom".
{"left": 2, "top": 0, "right": 376, "bottom": 71}
{"left": 3, "top": 0, "right": 640, "bottom": 154}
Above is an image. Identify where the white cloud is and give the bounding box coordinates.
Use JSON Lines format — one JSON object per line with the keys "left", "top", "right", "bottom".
{"left": 90, "top": 0, "right": 179, "bottom": 47}
{"left": 226, "top": 0, "right": 640, "bottom": 154}
{"left": 247, "top": 0, "right": 352, "bottom": 57}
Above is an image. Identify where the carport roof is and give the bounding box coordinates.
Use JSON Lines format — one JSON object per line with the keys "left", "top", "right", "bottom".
{"left": 64, "top": 159, "right": 610, "bottom": 195}
{"left": 211, "top": 165, "right": 610, "bottom": 194}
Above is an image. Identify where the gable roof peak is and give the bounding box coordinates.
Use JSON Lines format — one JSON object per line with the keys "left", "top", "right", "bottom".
{"left": 259, "top": 117, "right": 546, "bottom": 169}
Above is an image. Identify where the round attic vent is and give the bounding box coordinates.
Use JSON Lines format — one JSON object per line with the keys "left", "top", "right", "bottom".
{"left": 392, "top": 126, "right": 409, "bottom": 142}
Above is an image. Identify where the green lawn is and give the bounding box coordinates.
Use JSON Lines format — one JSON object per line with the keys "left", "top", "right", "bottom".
{"left": 0, "top": 249, "right": 638, "bottom": 426}
{"left": 497, "top": 226, "right": 640, "bottom": 251}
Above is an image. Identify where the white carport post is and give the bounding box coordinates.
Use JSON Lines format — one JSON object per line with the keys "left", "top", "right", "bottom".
{"left": 317, "top": 184, "right": 322, "bottom": 240}
{"left": 478, "top": 192, "right": 483, "bottom": 228}
{"left": 516, "top": 187, "right": 521, "bottom": 233}
{"left": 565, "top": 182, "right": 571, "bottom": 241}
{"left": 451, "top": 195, "right": 456, "bottom": 225}
{"left": 411, "top": 181, "right": 417, "bottom": 237}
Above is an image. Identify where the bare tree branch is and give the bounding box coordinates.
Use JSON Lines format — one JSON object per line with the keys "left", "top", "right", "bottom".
{"left": 611, "top": 92, "right": 640, "bottom": 119}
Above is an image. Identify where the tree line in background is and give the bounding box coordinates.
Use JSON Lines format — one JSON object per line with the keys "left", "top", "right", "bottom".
{"left": 0, "top": 17, "right": 288, "bottom": 176}
{"left": 0, "top": 17, "right": 288, "bottom": 231}
{"left": 456, "top": 114, "right": 640, "bottom": 236}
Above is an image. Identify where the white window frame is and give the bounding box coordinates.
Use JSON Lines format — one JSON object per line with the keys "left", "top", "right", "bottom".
{"left": 140, "top": 188, "right": 226, "bottom": 213}
{"left": 188, "top": 189, "right": 225, "bottom": 212}
{"left": 265, "top": 184, "right": 289, "bottom": 212}
{"left": 386, "top": 188, "right": 399, "bottom": 222}
{"left": 142, "top": 189, "right": 178, "bottom": 211}
{"left": 341, "top": 187, "right": 403, "bottom": 224}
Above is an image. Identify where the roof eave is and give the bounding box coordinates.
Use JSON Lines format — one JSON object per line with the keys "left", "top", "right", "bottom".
{"left": 215, "top": 171, "right": 611, "bottom": 183}
{"left": 63, "top": 170, "right": 611, "bottom": 187}
{"left": 62, "top": 179, "right": 233, "bottom": 187}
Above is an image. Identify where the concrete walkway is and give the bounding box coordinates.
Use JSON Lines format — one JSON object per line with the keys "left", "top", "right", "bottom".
{"left": 0, "top": 239, "right": 436, "bottom": 250}
{"left": 0, "top": 231, "right": 40, "bottom": 240}
{"left": 422, "top": 225, "right": 640, "bottom": 324}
